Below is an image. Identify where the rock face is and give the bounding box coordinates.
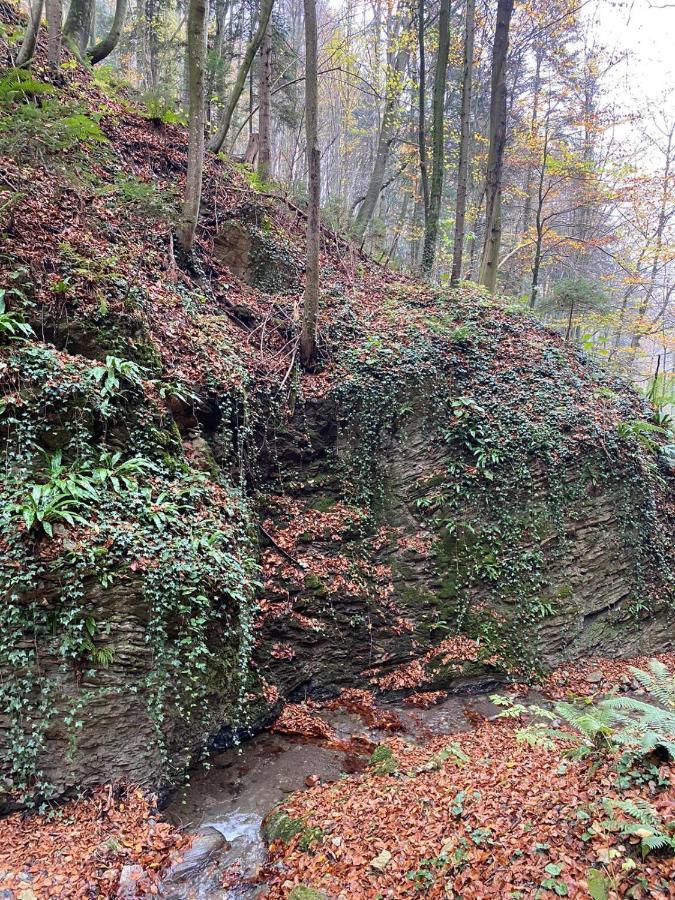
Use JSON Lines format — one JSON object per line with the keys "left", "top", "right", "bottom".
{"left": 255, "top": 311, "right": 674, "bottom": 698}
{"left": 1, "top": 108, "right": 672, "bottom": 806}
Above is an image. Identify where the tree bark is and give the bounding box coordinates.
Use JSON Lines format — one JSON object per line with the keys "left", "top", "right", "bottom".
{"left": 177, "top": 0, "right": 208, "bottom": 253}
{"left": 450, "top": 0, "right": 475, "bottom": 284}
{"left": 300, "top": 0, "right": 320, "bottom": 370}
{"left": 208, "top": 0, "right": 275, "bottom": 153}
{"left": 478, "top": 0, "right": 514, "bottom": 293}
{"left": 64, "top": 0, "right": 93, "bottom": 56}
{"left": 16, "top": 0, "right": 44, "bottom": 66}
{"left": 417, "top": 0, "right": 429, "bottom": 223}
{"left": 46, "top": 0, "right": 62, "bottom": 66}
{"left": 421, "top": 0, "right": 451, "bottom": 273}
{"left": 258, "top": 21, "right": 273, "bottom": 179}
{"left": 352, "top": 17, "right": 410, "bottom": 242}
{"left": 88, "top": 0, "right": 127, "bottom": 63}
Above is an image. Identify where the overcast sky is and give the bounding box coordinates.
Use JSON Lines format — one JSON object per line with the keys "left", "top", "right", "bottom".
{"left": 589, "top": 0, "right": 675, "bottom": 114}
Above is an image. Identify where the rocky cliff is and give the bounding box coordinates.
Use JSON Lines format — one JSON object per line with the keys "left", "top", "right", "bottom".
{"left": 0, "top": 54, "right": 673, "bottom": 808}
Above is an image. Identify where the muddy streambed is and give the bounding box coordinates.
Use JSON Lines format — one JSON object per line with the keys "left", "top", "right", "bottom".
{"left": 161, "top": 690, "right": 505, "bottom": 898}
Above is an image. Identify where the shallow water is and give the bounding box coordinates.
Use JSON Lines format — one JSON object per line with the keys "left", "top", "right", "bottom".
{"left": 162, "top": 691, "right": 506, "bottom": 897}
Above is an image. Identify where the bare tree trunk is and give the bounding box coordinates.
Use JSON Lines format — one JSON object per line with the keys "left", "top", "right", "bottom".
{"left": 478, "top": 0, "right": 514, "bottom": 293}
{"left": 421, "top": 0, "right": 451, "bottom": 273}
{"left": 64, "top": 0, "right": 94, "bottom": 56}
{"left": 16, "top": 0, "right": 44, "bottom": 66}
{"left": 177, "top": 0, "right": 208, "bottom": 253}
{"left": 258, "top": 21, "right": 272, "bottom": 178}
{"left": 208, "top": 0, "right": 275, "bottom": 153}
{"left": 352, "top": 18, "right": 410, "bottom": 242}
{"left": 88, "top": 0, "right": 127, "bottom": 63}
{"left": 417, "top": 0, "right": 429, "bottom": 223}
{"left": 300, "top": 0, "right": 320, "bottom": 370}
{"left": 45, "top": 0, "right": 62, "bottom": 66}
{"left": 450, "top": 0, "right": 475, "bottom": 285}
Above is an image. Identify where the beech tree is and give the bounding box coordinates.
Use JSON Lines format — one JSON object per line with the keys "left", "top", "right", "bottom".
{"left": 16, "top": 0, "right": 44, "bottom": 65}
{"left": 258, "top": 22, "right": 272, "bottom": 179}
{"left": 88, "top": 0, "right": 127, "bottom": 64}
{"left": 300, "top": 0, "right": 320, "bottom": 369}
{"left": 450, "top": 0, "right": 475, "bottom": 284}
{"left": 478, "top": 0, "right": 515, "bottom": 292}
{"left": 420, "top": 0, "right": 451, "bottom": 273}
{"left": 208, "top": 0, "right": 275, "bottom": 153}
{"left": 177, "top": 0, "right": 208, "bottom": 253}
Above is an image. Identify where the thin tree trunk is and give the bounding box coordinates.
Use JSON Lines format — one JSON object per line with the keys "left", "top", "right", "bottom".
{"left": 478, "top": 0, "right": 514, "bottom": 292}
{"left": 421, "top": 0, "right": 451, "bottom": 273}
{"left": 208, "top": 0, "right": 275, "bottom": 153}
{"left": 88, "top": 0, "right": 127, "bottom": 63}
{"left": 16, "top": 0, "right": 44, "bottom": 66}
{"left": 46, "top": 0, "right": 62, "bottom": 66}
{"left": 258, "top": 22, "right": 272, "bottom": 178}
{"left": 352, "top": 19, "right": 410, "bottom": 242}
{"left": 450, "top": 0, "right": 475, "bottom": 285}
{"left": 300, "top": 0, "right": 320, "bottom": 370}
{"left": 64, "top": 0, "right": 93, "bottom": 56}
{"left": 417, "top": 0, "right": 429, "bottom": 222}
{"left": 177, "top": 0, "right": 208, "bottom": 253}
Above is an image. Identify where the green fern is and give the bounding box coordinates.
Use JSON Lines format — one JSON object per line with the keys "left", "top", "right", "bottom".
{"left": 600, "top": 798, "right": 675, "bottom": 859}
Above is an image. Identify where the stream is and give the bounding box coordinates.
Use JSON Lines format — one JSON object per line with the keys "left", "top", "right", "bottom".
{"left": 161, "top": 689, "right": 506, "bottom": 898}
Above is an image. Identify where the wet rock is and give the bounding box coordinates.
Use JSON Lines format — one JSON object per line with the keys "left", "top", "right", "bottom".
{"left": 116, "top": 864, "right": 145, "bottom": 898}
{"left": 162, "top": 827, "right": 229, "bottom": 883}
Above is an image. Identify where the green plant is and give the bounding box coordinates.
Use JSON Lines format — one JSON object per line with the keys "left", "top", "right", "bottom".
{"left": 617, "top": 419, "right": 667, "bottom": 454}
{"left": 369, "top": 744, "right": 397, "bottom": 775}
{"left": 81, "top": 617, "right": 115, "bottom": 668}
{"left": 600, "top": 798, "right": 675, "bottom": 858}
{"left": 142, "top": 92, "right": 186, "bottom": 126}
{"left": 92, "top": 452, "right": 155, "bottom": 492}
{"left": 88, "top": 355, "right": 145, "bottom": 413}
{"left": 0, "top": 100, "right": 107, "bottom": 163}
{"left": 0, "top": 291, "right": 33, "bottom": 339}
{"left": 0, "top": 68, "right": 54, "bottom": 103}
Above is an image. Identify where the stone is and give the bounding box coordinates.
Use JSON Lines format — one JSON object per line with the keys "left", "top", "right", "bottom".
{"left": 116, "top": 865, "right": 145, "bottom": 898}
{"left": 369, "top": 849, "right": 392, "bottom": 871}
{"left": 162, "top": 827, "right": 228, "bottom": 883}
{"left": 586, "top": 670, "right": 604, "bottom": 684}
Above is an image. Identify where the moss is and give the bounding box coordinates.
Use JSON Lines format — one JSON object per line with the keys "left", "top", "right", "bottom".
{"left": 263, "top": 810, "right": 305, "bottom": 844}
{"left": 308, "top": 495, "right": 337, "bottom": 512}
{"left": 369, "top": 744, "right": 397, "bottom": 775}
{"left": 303, "top": 574, "right": 328, "bottom": 597}
{"left": 288, "top": 887, "right": 327, "bottom": 900}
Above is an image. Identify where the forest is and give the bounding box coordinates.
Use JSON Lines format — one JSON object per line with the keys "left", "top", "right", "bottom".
{"left": 0, "top": 0, "right": 674, "bottom": 896}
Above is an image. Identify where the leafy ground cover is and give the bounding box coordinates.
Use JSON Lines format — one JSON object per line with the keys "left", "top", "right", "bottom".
{"left": 0, "top": 785, "right": 186, "bottom": 897}
{"left": 263, "top": 664, "right": 675, "bottom": 899}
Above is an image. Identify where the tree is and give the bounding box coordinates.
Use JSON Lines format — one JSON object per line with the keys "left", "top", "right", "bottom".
{"left": 208, "top": 0, "right": 275, "bottom": 153}
{"left": 352, "top": 10, "right": 411, "bottom": 243}
{"left": 258, "top": 21, "right": 273, "bottom": 179}
{"left": 46, "top": 0, "right": 62, "bottom": 67}
{"left": 417, "top": 0, "right": 429, "bottom": 224}
{"left": 64, "top": 0, "right": 94, "bottom": 57}
{"left": 300, "top": 0, "right": 320, "bottom": 370}
{"left": 478, "top": 0, "right": 515, "bottom": 292}
{"left": 421, "top": 0, "right": 451, "bottom": 273}
{"left": 450, "top": 0, "right": 475, "bottom": 284}
{"left": 16, "top": 0, "right": 45, "bottom": 66}
{"left": 88, "top": 0, "right": 128, "bottom": 64}
{"left": 177, "top": 0, "right": 208, "bottom": 253}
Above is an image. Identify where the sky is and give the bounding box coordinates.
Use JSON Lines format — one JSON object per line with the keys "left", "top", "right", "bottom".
{"left": 589, "top": 0, "right": 675, "bottom": 115}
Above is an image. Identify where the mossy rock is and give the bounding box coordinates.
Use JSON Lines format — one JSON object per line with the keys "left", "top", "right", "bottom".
{"left": 288, "top": 887, "right": 328, "bottom": 900}
{"left": 262, "top": 810, "right": 304, "bottom": 844}
{"left": 303, "top": 574, "right": 328, "bottom": 597}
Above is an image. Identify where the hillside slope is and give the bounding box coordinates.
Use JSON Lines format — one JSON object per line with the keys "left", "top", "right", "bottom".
{"left": 0, "top": 45, "right": 673, "bottom": 806}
